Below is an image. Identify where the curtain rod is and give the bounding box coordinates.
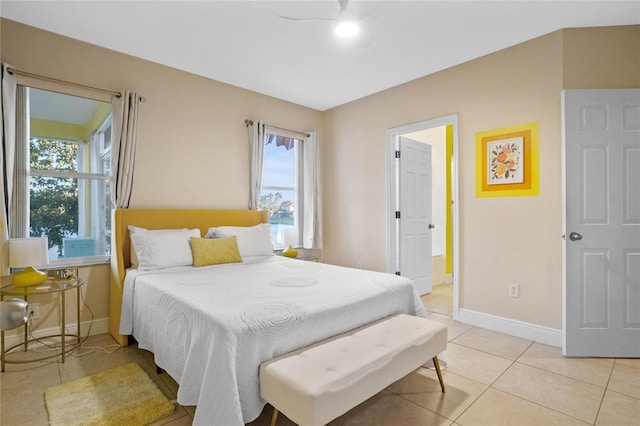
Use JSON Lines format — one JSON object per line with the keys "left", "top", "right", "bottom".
{"left": 244, "top": 119, "right": 310, "bottom": 138}
{"left": 6, "top": 67, "right": 146, "bottom": 102}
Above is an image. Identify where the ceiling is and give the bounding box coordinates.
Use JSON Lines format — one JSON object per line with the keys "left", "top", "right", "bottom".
{"left": 30, "top": 88, "right": 106, "bottom": 126}
{"left": 2, "top": 1, "right": 639, "bottom": 111}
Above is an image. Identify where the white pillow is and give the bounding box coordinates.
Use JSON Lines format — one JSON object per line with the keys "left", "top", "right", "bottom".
{"left": 205, "top": 223, "right": 274, "bottom": 257}
{"left": 128, "top": 226, "right": 201, "bottom": 270}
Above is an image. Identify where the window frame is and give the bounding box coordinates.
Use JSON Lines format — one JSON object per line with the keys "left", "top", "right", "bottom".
{"left": 21, "top": 85, "right": 112, "bottom": 267}
{"left": 260, "top": 130, "right": 304, "bottom": 249}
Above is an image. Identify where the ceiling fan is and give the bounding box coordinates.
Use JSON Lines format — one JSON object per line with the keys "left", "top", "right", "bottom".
{"left": 278, "top": 0, "right": 383, "bottom": 39}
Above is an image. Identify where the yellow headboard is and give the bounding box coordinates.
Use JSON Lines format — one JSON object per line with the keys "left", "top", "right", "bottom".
{"left": 109, "top": 208, "right": 269, "bottom": 346}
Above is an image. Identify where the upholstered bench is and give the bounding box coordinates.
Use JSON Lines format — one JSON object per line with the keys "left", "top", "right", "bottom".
{"left": 259, "top": 314, "right": 447, "bottom": 426}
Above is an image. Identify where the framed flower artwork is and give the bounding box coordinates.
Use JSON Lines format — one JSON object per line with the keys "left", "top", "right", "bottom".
{"left": 488, "top": 137, "right": 523, "bottom": 185}
{"left": 475, "top": 122, "right": 539, "bottom": 197}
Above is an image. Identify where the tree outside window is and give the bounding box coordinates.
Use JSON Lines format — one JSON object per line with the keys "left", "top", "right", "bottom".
{"left": 29, "top": 138, "right": 79, "bottom": 256}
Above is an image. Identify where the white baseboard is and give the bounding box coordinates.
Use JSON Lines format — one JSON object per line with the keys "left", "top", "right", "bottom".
{"left": 3, "top": 317, "right": 110, "bottom": 349}
{"left": 458, "top": 309, "right": 562, "bottom": 347}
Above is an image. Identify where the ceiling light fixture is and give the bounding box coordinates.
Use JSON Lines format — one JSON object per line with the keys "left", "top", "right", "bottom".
{"left": 334, "top": 19, "right": 360, "bottom": 38}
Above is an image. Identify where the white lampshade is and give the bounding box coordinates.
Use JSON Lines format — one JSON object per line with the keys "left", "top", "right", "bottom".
{"left": 283, "top": 228, "right": 300, "bottom": 247}
{"left": 9, "top": 237, "right": 49, "bottom": 268}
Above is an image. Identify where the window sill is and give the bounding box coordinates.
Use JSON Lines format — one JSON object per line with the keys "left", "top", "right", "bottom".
{"left": 44, "top": 256, "right": 110, "bottom": 269}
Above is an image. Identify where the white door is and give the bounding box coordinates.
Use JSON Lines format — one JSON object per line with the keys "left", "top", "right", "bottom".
{"left": 398, "top": 136, "right": 432, "bottom": 295}
{"left": 563, "top": 89, "right": 640, "bottom": 357}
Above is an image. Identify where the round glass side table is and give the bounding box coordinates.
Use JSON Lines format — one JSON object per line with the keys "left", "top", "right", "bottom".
{"left": 1, "top": 276, "right": 85, "bottom": 372}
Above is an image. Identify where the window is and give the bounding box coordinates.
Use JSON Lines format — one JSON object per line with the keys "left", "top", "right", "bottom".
{"left": 260, "top": 133, "right": 302, "bottom": 248}
{"left": 21, "top": 87, "right": 112, "bottom": 264}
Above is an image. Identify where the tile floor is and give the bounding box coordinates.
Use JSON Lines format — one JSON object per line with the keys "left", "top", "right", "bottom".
{"left": 1, "top": 282, "right": 638, "bottom": 425}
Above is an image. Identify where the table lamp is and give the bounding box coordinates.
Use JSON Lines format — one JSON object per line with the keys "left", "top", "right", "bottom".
{"left": 9, "top": 237, "right": 49, "bottom": 287}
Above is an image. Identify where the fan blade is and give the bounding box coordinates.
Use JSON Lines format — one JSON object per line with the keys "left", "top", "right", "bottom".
{"left": 278, "top": 0, "right": 345, "bottom": 22}
{"left": 277, "top": 15, "right": 335, "bottom": 22}
{"left": 338, "top": 0, "right": 350, "bottom": 14}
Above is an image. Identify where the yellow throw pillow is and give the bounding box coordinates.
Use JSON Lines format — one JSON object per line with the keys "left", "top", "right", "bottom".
{"left": 190, "top": 236, "right": 243, "bottom": 267}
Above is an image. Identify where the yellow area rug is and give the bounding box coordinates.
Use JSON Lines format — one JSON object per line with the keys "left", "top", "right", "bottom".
{"left": 45, "top": 362, "right": 175, "bottom": 426}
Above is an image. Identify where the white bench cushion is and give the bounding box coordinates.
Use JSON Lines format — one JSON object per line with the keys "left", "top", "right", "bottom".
{"left": 260, "top": 314, "right": 447, "bottom": 426}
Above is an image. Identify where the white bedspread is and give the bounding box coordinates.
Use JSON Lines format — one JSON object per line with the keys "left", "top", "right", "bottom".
{"left": 120, "top": 255, "right": 426, "bottom": 425}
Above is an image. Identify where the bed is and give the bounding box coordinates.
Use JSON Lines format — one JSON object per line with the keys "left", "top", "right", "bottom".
{"left": 109, "top": 209, "right": 426, "bottom": 425}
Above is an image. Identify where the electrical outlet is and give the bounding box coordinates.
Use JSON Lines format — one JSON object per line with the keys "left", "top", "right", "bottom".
{"left": 509, "top": 283, "right": 520, "bottom": 298}
{"left": 29, "top": 303, "right": 41, "bottom": 320}
{"left": 356, "top": 261, "right": 362, "bottom": 269}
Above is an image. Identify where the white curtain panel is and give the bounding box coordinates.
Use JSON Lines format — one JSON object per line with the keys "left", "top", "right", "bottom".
{"left": 0, "top": 64, "right": 17, "bottom": 274}
{"left": 110, "top": 91, "right": 140, "bottom": 209}
{"left": 248, "top": 120, "right": 265, "bottom": 210}
{"left": 10, "top": 86, "right": 29, "bottom": 239}
{"left": 303, "top": 132, "right": 322, "bottom": 249}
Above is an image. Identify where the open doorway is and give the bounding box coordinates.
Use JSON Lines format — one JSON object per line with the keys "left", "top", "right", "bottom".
{"left": 386, "top": 114, "right": 459, "bottom": 319}
{"left": 402, "top": 127, "right": 452, "bottom": 314}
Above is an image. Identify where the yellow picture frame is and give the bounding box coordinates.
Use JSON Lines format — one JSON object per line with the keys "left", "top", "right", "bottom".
{"left": 475, "top": 122, "right": 539, "bottom": 197}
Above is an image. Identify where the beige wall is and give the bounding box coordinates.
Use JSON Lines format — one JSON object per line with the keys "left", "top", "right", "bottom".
{"left": 1, "top": 19, "right": 323, "bottom": 209}
{"left": 2, "top": 19, "right": 638, "bottom": 334}
{"left": 324, "top": 30, "right": 565, "bottom": 328}
{"left": 563, "top": 25, "right": 640, "bottom": 89}
{"left": 0, "top": 19, "right": 323, "bottom": 333}
{"left": 323, "top": 26, "right": 639, "bottom": 330}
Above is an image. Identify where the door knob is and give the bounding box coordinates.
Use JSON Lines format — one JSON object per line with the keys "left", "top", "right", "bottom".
{"left": 569, "top": 232, "right": 582, "bottom": 241}
{"left": 428, "top": 224, "right": 435, "bottom": 229}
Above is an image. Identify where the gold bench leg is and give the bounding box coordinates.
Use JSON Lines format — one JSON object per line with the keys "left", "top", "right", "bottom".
{"left": 270, "top": 407, "right": 279, "bottom": 426}
{"left": 433, "top": 356, "right": 446, "bottom": 393}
